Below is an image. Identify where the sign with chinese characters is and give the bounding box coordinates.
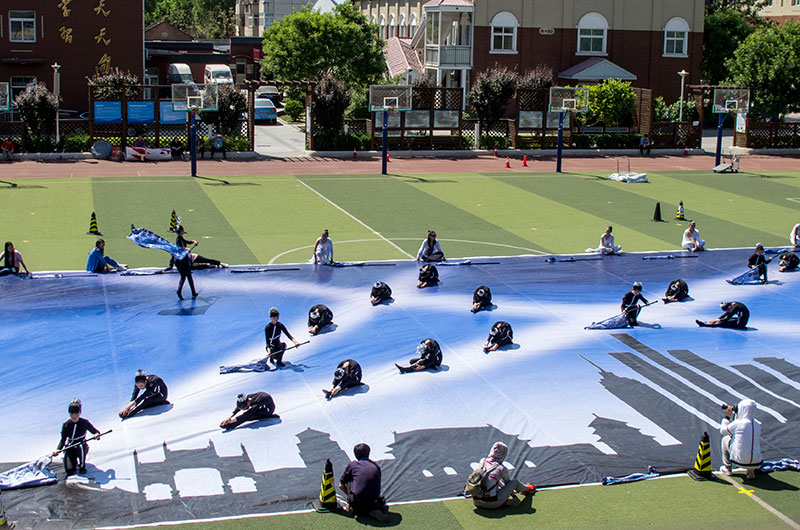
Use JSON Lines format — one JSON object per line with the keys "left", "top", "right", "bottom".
{"left": 93, "top": 101, "right": 122, "bottom": 123}
{"left": 160, "top": 101, "right": 187, "bottom": 124}
{"left": 127, "top": 101, "right": 154, "bottom": 124}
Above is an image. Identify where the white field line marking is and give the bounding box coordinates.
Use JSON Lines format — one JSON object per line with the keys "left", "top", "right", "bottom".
{"left": 717, "top": 472, "right": 800, "bottom": 530}
{"left": 787, "top": 198, "right": 800, "bottom": 204}
{"left": 296, "top": 178, "right": 414, "bottom": 259}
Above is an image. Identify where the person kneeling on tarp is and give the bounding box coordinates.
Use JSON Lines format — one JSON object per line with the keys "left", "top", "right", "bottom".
{"left": 417, "top": 264, "right": 439, "bottom": 289}
{"left": 747, "top": 243, "right": 770, "bottom": 284}
{"left": 696, "top": 301, "right": 749, "bottom": 329}
{"left": 86, "top": 239, "right": 126, "bottom": 273}
{"left": 621, "top": 282, "right": 648, "bottom": 327}
{"left": 466, "top": 442, "right": 535, "bottom": 509}
{"left": 308, "top": 304, "right": 333, "bottom": 335}
{"left": 719, "top": 399, "right": 762, "bottom": 479}
{"left": 370, "top": 282, "right": 392, "bottom": 305}
{"left": 662, "top": 279, "right": 689, "bottom": 304}
{"left": 779, "top": 251, "right": 799, "bottom": 272}
{"left": 396, "top": 339, "right": 442, "bottom": 374}
{"left": 471, "top": 285, "right": 492, "bottom": 313}
{"left": 220, "top": 392, "right": 278, "bottom": 430}
{"left": 339, "top": 443, "right": 390, "bottom": 522}
{"left": 483, "top": 321, "right": 513, "bottom": 353}
{"left": 53, "top": 399, "right": 102, "bottom": 476}
{"left": 323, "top": 359, "right": 362, "bottom": 399}
{"left": 265, "top": 307, "right": 300, "bottom": 367}
{"left": 312, "top": 229, "right": 334, "bottom": 265}
{"left": 119, "top": 370, "right": 169, "bottom": 419}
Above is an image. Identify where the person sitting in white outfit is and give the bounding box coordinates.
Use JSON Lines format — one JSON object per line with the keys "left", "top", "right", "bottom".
{"left": 312, "top": 229, "right": 334, "bottom": 265}
{"left": 587, "top": 225, "right": 622, "bottom": 254}
{"left": 416, "top": 231, "right": 444, "bottom": 262}
{"left": 682, "top": 221, "right": 705, "bottom": 252}
{"left": 790, "top": 223, "right": 800, "bottom": 248}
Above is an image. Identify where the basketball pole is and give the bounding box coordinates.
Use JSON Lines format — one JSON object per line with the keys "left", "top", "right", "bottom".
{"left": 556, "top": 110, "right": 565, "bottom": 173}
{"left": 190, "top": 109, "right": 197, "bottom": 177}
{"left": 714, "top": 112, "right": 725, "bottom": 167}
{"left": 381, "top": 109, "right": 388, "bottom": 175}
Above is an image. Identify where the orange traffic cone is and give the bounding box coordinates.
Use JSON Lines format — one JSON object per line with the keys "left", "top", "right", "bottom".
{"left": 683, "top": 146, "right": 689, "bottom": 156}
{"left": 386, "top": 152, "right": 390, "bottom": 163}
{"left": 493, "top": 147, "right": 498, "bottom": 157}
{"left": 352, "top": 147, "right": 357, "bottom": 160}
{"left": 505, "top": 157, "right": 511, "bottom": 168}
{"left": 523, "top": 155, "right": 528, "bottom": 167}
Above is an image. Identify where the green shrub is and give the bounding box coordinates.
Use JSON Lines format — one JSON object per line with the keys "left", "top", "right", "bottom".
{"left": 284, "top": 99, "right": 305, "bottom": 122}
{"left": 461, "top": 135, "right": 474, "bottom": 150}
{"left": 478, "top": 135, "right": 509, "bottom": 150}
{"left": 224, "top": 135, "right": 251, "bottom": 151}
{"left": 64, "top": 133, "right": 90, "bottom": 152}
{"left": 313, "top": 133, "right": 369, "bottom": 151}
{"left": 571, "top": 134, "right": 595, "bottom": 149}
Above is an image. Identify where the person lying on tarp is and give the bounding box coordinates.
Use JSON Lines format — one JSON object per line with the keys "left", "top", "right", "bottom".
{"left": 747, "top": 243, "right": 770, "bottom": 284}
{"left": 52, "top": 399, "right": 101, "bottom": 476}
{"left": 395, "top": 339, "right": 442, "bottom": 374}
{"left": 621, "top": 282, "right": 648, "bottom": 327}
{"left": 323, "top": 359, "right": 362, "bottom": 399}
{"left": 417, "top": 263, "right": 439, "bottom": 289}
{"left": 483, "top": 321, "right": 513, "bottom": 353}
{"left": 119, "top": 370, "right": 169, "bottom": 419}
{"left": 471, "top": 285, "right": 492, "bottom": 313}
{"left": 265, "top": 307, "right": 300, "bottom": 368}
{"left": 696, "top": 301, "right": 749, "bottom": 329}
{"left": 370, "top": 282, "right": 392, "bottom": 305}
{"left": 308, "top": 304, "right": 333, "bottom": 335}
{"left": 779, "top": 250, "right": 799, "bottom": 272}
{"left": 86, "top": 239, "right": 126, "bottom": 273}
{"left": 164, "top": 225, "right": 227, "bottom": 271}
{"left": 662, "top": 279, "right": 689, "bottom": 303}
{"left": 219, "top": 392, "right": 277, "bottom": 430}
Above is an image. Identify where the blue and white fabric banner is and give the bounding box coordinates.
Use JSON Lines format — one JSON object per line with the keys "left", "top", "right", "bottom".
{"left": 760, "top": 459, "right": 800, "bottom": 473}
{"left": 127, "top": 226, "right": 189, "bottom": 260}
{"left": 727, "top": 268, "right": 762, "bottom": 285}
{"left": 0, "top": 456, "right": 57, "bottom": 490}
{"left": 585, "top": 313, "right": 629, "bottom": 330}
{"left": 602, "top": 466, "right": 660, "bottom": 485}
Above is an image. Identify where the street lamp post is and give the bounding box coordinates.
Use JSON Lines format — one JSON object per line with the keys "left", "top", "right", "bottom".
{"left": 52, "top": 63, "right": 61, "bottom": 145}
{"left": 677, "top": 69, "right": 689, "bottom": 122}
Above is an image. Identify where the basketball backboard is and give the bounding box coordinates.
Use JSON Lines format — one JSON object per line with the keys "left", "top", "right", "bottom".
{"left": 0, "top": 82, "right": 10, "bottom": 112}
{"left": 369, "top": 85, "right": 412, "bottom": 112}
{"left": 712, "top": 88, "right": 749, "bottom": 114}
{"left": 549, "top": 87, "right": 589, "bottom": 113}
{"left": 172, "top": 83, "right": 219, "bottom": 112}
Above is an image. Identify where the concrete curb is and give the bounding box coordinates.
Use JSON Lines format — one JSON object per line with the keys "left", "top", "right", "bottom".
{"left": 9, "top": 151, "right": 260, "bottom": 161}
{"left": 310, "top": 148, "right": 706, "bottom": 159}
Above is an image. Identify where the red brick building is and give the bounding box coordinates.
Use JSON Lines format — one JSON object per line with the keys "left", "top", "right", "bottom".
{"left": 1, "top": 1, "right": 144, "bottom": 112}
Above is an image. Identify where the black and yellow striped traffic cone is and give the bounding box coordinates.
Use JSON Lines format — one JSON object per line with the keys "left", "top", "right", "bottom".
{"left": 0, "top": 489, "right": 10, "bottom": 528}
{"left": 688, "top": 431, "right": 713, "bottom": 480}
{"left": 169, "top": 210, "right": 178, "bottom": 232}
{"left": 87, "top": 212, "right": 102, "bottom": 235}
{"left": 312, "top": 459, "right": 340, "bottom": 513}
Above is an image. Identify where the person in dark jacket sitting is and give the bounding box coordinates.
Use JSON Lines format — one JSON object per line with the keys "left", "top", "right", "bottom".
{"left": 308, "top": 304, "right": 334, "bottom": 335}
{"left": 662, "top": 279, "right": 689, "bottom": 304}
{"left": 696, "top": 301, "right": 749, "bottom": 329}
{"left": 417, "top": 264, "right": 439, "bottom": 289}
{"left": 395, "top": 339, "right": 442, "bottom": 373}
{"left": 119, "top": 370, "right": 169, "bottom": 418}
{"left": 219, "top": 392, "right": 278, "bottom": 430}
{"left": 323, "top": 359, "right": 362, "bottom": 399}
{"left": 483, "top": 321, "right": 513, "bottom": 353}
{"left": 471, "top": 285, "right": 492, "bottom": 313}
{"left": 370, "top": 282, "right": 392, "bottom": 305}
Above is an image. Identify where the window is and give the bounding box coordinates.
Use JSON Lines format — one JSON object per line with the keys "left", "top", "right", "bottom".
{"left": 11, "top": 76, "right": 36, "bottom": 103}
{"left": 663, "top": 17, "right": 689, "bottom": 56}
{"left": 379, "top": 15, "right": 385, "bottom": 39}
{"left": 398, "top": 14, "right": 406, "bottom": 38}
{"left": 490, "top": 11, "right": 518, "bottom": 52}
{"left": 577, "top": 12, "right": 608, "bottom": 55}
{"left": 409, "top": 13, "right": 417, "bottom": 38}
{"left": 10, "top": 11, "right": 36, "bottom": 42}
{"left": 388, "top": 14, "right": 395, "bottom": 38}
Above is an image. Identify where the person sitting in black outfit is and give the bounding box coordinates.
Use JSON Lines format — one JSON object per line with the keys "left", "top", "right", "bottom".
{"left": 170, "top": 138, "right": 184, "bottom": 159}
{"left": 779, "top": 251, "right": 799, "bottom": 272}
{"left": 264, "top": 307, "right": 300, "bottom": 367}
{"left": 662, "top": 279, "right": 689, "bottom": 304}
{"left": 697, "top": 301, "right": 749, "bottom": 329}
{"left": 308, "top": 304, "right": 334, "bottom": 335}
{"left": 417, "top": 264, "right": 439, "bottom": 289}
{"left": 323, "top": 359, "right": 362, "bottom": 399}
{"left": 747, "top": 243, "right": 770, "bottom": 284}
{"left": 395, "top": 339, "right": 442, "bottom": 373}
{"left": 471, "top": 285, "right": 492, "bottom": 313}
{"left": 621, "top": 282, "right": 649, "bottom": 326}
{"left": 164, "top": 225, "right": 226, "bottom": 271}
{"left": 483, "top": 322, "right": 513, "bottom": 353}
{"left": 339, "top": 443, "right": 389, "bottom": 522}
{"left": 219, "top": 392, "right": 278, "bottom": 430}
{"left": 370, "top": 282, "right": 392, "bottom": 305}
{"left": 119, "top": 370, "right": 169, "bottom": 418}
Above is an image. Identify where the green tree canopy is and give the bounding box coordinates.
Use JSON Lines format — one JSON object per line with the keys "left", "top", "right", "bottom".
{"left": 202, "top": 84, "right": 247, "bottom": 137}
{"left": 586, "top": 79, "right": 636, "bottom": 127}
{"left": 726, "top": 21, "right": 800, "bottom": 118}
{"left": 468, "top": 66, "right": 517, "bottom": 129}
{"left": 145, "top": 0, "right": 234, "bottom": 39}
{"left": 702, "top": 7, "right": 763, "bottom": 84}
{"left": 261, "top": 4, "right": 386, "bottom": 89}
{"left": 14, "top": 83, "right": 59, "bottom": 138}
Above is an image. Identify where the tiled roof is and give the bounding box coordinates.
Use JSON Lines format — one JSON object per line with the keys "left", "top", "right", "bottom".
{"left": 423, "top": 0, "right": 473, "bottom": 8}
{"left": 384, "top": 37, "right": 423, "bottom": 77}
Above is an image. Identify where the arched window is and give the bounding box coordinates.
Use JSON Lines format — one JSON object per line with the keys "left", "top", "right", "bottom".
{"left": 379, "top": 15, "right": 386, "bottom": 39}
{"left": 577, "top": 12, "right": 608, "bottom": 55}
{"left": 664, "top": 17, "right": 690, "bottom": 56}
{"left": 388, "top": 14, "right": 395, "bottom": 38}
{"left": 490, "top": 11, "right": 518, "bottom": 52}
{"left": 398, "top": 14, "right": 406, "bottom": 38}
{"left": 409, "top": 13, "right": 417, "bottom": 38}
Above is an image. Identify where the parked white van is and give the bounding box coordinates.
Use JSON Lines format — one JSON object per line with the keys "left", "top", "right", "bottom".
{"left": 167, "top": 63, "right": 194, "bottom": 84}
{"left": 204, "top": 64, "right": 234, "bottom": 85}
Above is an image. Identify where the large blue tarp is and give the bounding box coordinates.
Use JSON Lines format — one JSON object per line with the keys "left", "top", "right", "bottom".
{"left": 1, "top": 249, "right": 799, "bottom": 528}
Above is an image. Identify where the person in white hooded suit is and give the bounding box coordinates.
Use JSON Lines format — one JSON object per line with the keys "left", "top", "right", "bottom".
{"left": 719, "top": 399, "right": 762, "bottom": 479}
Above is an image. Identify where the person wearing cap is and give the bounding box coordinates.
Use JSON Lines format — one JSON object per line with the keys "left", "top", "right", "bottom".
{"left": 86, "top": 239, "right": 126, "bottom": 273}
{"left": 219, "top": 392, "right": 277, "bottom": 430}
{"left": 119, "top": 371, "right": 169, "bottom": 419}
{"left": 696, "top": 301, "right": 749, "bottom": 329}
{"left": 790, "top": 223, "right": 800, "bottom": 248}
{"left": 308, "top": 304, "right": 334, "bottom": 335}
{"left": 339, "top": 443, "right": 389, "bottom": 522}
{"left": 621, "top": 282, "right": 649, "bottom": 326}
{"left": 483, "top": 321, "right": 513, "bottom": 353}
{"left": 471, "top": 285, "right": 492, "bottom": 313}
{"left": 681, "top": 221, "right": 705, "bottom": 252}
{"left": 662, "top": 279, "right": 689, "bottom": 304}
{"left": 370, "top": 282, "right": 392, "bottom": 305}
{"left": 747, "top": 243, "right": 770, "bottom": 284}
{"left": 395, "top": 339, "right": 442, "bottom": 373}
{"left": 0, "top": 241, "right": 30, "bottom": 277}
{"left": 471, "top": 442, "right": 536, "bottom": 509}
{"left": 264, "top": 307, "right": 300, "bottom": 367}
{"left": 416, "top": 231, "right": 445, "bottom": 262}
{"left": 323, "top": 359, "right": 362, "bottom": 399}
{"left": 164, "top": 225, "right": 227, "bottom": 272}
{"left": 53, "top": 399, "right": 102, "bottom": 476}
{"left": 417, "top": 263, "right": 439, "bottom": 288}
{"left": 312, "top": 230, "right": 334, "bottom": 265}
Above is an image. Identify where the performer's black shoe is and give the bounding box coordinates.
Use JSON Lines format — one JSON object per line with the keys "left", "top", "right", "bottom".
{"left": 395, "top": 363, "right": 408, "bottom": 374}
{"left": 322, "top": 389, "right": 332, "bottom": 399}
{"left": 79, "top": 467, "right": 87, "bottom": 475}
{"left": 696, "top": 319, "right": 707, "bottom": 327}
{"left": 275, "top": 360, "right": 286, "bottom": 368}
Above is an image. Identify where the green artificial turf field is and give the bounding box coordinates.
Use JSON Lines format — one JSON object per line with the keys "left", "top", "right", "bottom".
{"left": 2, "top": 170, "right": 798, "bottom": 272}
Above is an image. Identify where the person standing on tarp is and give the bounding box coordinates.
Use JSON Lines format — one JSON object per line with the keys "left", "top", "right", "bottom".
{"left": 312, "top": 230, "right": 334, "bottom": 265}
{"left": 53, "top": 399, "right": 101, "bottom": 476}
{"left": 696, "top": 301, "right": 749, "bottom": 329}
{"left": 264, "top": 307, "right": 300, "bottom": 367}
{"left": 621, "top": 282, "right": 648, "bottom": 327}
{"left": 164, "top": 225, "right": 226, "bottom": 271}
{"left": 220, "top": 392, "right": 278, "bottom": 430}
{"left": 339, "top": 443, "right": 389, "bottom": 522}
{"left": 119, "top": 370, "right": 169, "bottom": 418}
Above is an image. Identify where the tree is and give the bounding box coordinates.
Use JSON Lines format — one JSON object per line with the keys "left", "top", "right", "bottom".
{"left": 14, "top": 83, "right": 59, "bottom": 138}
{"left": 88, "top": 68, "right": 141, "bottom": 100}
{"left": 702, "top": 7, "right": 763, "bottom": 84}
{"left": 202, "top": 84, "right": 247, "bottom": 137}
{"left": 145, "top": 0, "right": 234, "bottom": 39}
{"left": 261, "top": 4, "right": 386, "bottom": 89}
{"left": 727, "top": 21, "right": 800, "bottom": 118}
{"left": 468, "top": 66, "right": 517, "bottom": 129}
{"left": 585, "top": 79, "right": 636, "bottom": 127}
{"left": 517, "top": 64, "right": 553, "bottom": 90}
{"left": 314, "top": 73, "right": 351, "bottom": 136}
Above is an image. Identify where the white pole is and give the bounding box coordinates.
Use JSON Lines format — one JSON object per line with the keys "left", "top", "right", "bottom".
{"left": 52, "top": 62, "right": 61, "bottom": 145}
{"left": 678, "top": 69, "right": 688, "bottom": 122}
